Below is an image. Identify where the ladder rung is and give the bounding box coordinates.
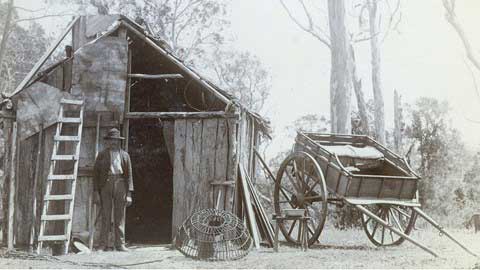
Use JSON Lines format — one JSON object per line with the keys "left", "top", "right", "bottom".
{"left": 60, "top": 98, "right": 83, "bottom": 105}
{"left": 48, "top": 174, "right": 75, "bottom": 180}
{"left": 54, "top": 135, "right": 80, "bottom": 141}
{"left": 44, "top": 194, "right": 74, "bottom": 201}
{"left": 38, "top": 235, "right": 68, "bottom": 242}
{"left": 61, "top": 117, "right": 81, "bottom": 124}
{"left": 41, "top": 214, "right": 71, "bottom": 221}
{"left": 52, "top": 154, "right": 77, "bottom": 161}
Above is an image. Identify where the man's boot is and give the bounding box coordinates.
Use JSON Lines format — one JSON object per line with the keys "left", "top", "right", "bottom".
{"left": 116, "top": 244, "right": 129, "bottom": 252}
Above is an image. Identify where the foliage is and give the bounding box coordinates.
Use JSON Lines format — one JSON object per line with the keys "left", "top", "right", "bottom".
{"left": 285, "top": 113, "right": 329, "bottom": 138}
{"left": 0, "top": 3, "right": 49, "bottom": 93}
{"left": 403, "top": 97, "right": 472, "bottom": 227}
{"left": 210, "top": 50, "right": 270, "bottom": 112}
{"left": 76, "top": 0, "right": 230, "bottom": 66}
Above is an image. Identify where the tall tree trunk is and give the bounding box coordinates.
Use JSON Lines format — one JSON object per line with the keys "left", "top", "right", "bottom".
{"left": 328, "top": 0, "right": 352, "bottom": 134}
{"left": 393, "top": 89, "right": 402, "bottom": 152}
{"left": 349, "top": 44, "right": 369, "bottom": 135}
{"left": 0, "top": 0, "right": 15, "bottom": 83}
{"left": 368, "top": 0, "right": 385, "bottom": 143}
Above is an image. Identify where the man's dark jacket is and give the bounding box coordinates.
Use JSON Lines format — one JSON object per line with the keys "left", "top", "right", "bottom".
{"left": 93, "top": 148, "right": 134, "bottom": 193}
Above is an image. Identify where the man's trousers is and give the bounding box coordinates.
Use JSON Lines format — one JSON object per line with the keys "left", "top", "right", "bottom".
{"left": 99, "top": 175, "right": 127, "bottom": 248}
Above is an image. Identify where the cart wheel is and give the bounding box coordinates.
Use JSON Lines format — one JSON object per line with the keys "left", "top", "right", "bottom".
{"left": 274, "top": 151, "right": 328, "bottom": 246}
{"left": 361, "top": 204, "right": 417, "bottom": 246}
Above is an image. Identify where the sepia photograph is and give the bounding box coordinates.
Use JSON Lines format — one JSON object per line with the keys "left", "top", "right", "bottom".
{"left": 0, "top": 0, "right": 479, "bottom": 268}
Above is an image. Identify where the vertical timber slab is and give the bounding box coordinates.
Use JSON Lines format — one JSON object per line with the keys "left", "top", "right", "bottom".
{"left": 7, "top": 122, "right": 17, "bottom": 250}
{"left": 15, "top": 133, "right": 36, "bottom": 245}
{"left": 226, "top": 118, "right": 237, "bottom": 212}
{"left": 234, "top": 113, "right": 245, "bottom": 218}
{"left": 72, "top": 177, "right": 91, "bottom": 234}
{"left": 172, "top": 119, "right": 187, "bottom": 235}
{"left": 40, "top": 126, "right": 56, "bottom": 236}
{"left": 201, "top": 119, "right": 218, "bottom": 209}
{"left": 0, "top": 112, "right": 12, "bottom": 243}
{"left": 239, "top": 165, "right": 260, "bottom": 249}
{"left": 173, "top": 118, "right": 224, "bottom": 235}
{"left": 214, "top": 119, "right": 227, "bottom": 210}
{"left": 191, "top": 119, "right": 204, "bottom": 208}
{"left": 30, "top": 127, "right": 43, "bottom": 250}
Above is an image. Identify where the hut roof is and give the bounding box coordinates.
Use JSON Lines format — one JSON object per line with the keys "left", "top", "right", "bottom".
{"left": 9, "top": 15, "right": 271, "bottom": 137}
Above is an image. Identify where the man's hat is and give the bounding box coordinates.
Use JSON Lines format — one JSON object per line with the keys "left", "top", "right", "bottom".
{"left": 104, "top": 128, "right": 125, "bottom": 140}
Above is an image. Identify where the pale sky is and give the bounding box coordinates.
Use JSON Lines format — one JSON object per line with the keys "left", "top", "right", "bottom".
{"left": 228, "top": 0, "right": 480, "bottom": 155}
{"left": 12, "top": 0, "right": 480, "bottom": 156}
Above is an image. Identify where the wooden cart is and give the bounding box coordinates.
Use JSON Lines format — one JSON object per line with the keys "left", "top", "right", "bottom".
{"left": 272, "top": 132, "right": 477, "bottom": 257}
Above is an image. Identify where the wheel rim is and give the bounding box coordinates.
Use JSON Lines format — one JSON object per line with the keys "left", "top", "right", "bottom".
{"left": 273, "top": 151, "right": 328, "bottom": 246}
{"left": 361, "top": 204, "right": 417, "bottom": 246}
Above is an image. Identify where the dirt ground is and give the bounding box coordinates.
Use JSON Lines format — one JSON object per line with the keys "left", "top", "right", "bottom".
{"left": 1, "top": 227, "right": 480, "bottom": 269}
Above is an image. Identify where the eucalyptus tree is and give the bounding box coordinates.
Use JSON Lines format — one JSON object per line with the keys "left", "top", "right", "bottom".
{"left": 280, "top": 0, "right": 401, "bottom": 142}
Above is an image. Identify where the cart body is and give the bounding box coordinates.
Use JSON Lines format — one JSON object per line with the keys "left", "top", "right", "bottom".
{"left": 268, "top": 132, "right": 477, "bottom": 257}
{"left": 294, "top": 132, "right": 420, "bottom": 202}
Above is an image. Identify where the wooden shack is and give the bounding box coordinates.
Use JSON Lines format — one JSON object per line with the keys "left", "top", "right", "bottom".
{"left": 0, "top": 15, "right": 271, "bottom": 251}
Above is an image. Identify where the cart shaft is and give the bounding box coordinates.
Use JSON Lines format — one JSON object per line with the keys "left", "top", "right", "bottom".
{"left": 354, "top": 204, "right": 439, "bottom": 257}
{"left": 412, "top": 207, "right": 478, "bottom": 258}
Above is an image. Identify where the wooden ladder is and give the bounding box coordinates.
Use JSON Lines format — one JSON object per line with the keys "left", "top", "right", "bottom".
{"left": 37, "top": 98, "right": 84, "bottom": 255}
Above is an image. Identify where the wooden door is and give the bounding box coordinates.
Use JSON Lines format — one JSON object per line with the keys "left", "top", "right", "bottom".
{"left": 171, "top": 117, "right": 236, "bottom": 235}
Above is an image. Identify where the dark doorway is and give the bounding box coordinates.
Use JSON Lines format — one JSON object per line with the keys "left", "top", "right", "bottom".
{"left": 126, "top": 119, "right": 173, "bottom": 244}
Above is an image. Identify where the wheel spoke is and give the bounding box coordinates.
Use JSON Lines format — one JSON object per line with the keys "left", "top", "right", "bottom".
{"left": 293, "top": 159, "right": 304, "bottom": 186}
{"left": 363, "top": 205, "right": 413, "bottom": 247}
{"left": 296, "top": 162, "right": 318, "bottom": 197}
{"left": 279, "top": 185, "right": 294, "bottom": 195}
{"left": 285, "top": 169, "right": 301, "bottom": 193}
{"left": 278, "top": 187, "right": 297, "bottom": 209}
{"left": 390, "top": 208, "right": 404, "bottom": 232}
{"left": 381, "top": 224, "right": 385, "bottom": 245}
{"left": 275, "top": 152, "right": 328, "bottom": 246}
{"left": 305, "top": 182, "right": 318, "bottom": 196}
{"left": 371, "top": 219, "right": 380, "bottom": 236}
{"left": 392, "top": 206, "right": 412, "bottom": 219}
{"left": 278, "top": 200, "right": 291, "bottom": 204}
{"left": 304, "top": 195, "right": 324, "bottom": 201}
{"left": 294, "top": 159, "right": 312, "bottom": 193}
{"left": 365, "top": 216, "right": 373, "bottom": 225}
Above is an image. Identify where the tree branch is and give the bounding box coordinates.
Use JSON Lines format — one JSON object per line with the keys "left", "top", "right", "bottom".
{"left": 13, "top": 13, "right": 76, "bottom": 24}
{"left": 463, "top": 59, "right": 480, "bottom": 102}
{"left": 443, "top": 0, "right": 480, "bottom": 71}
{"left": 0, "top": 0, "right": 14, "bottom": 82}
{"left": 279, "top": 0, "right": 331, "bottom": 49}
{"left": 13, "top": 6, "right": 46, "bottom": 12}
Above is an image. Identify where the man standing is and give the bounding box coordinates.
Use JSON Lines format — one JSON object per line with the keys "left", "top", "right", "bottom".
{"left": 93, "top": 128, "right": 133, "bottom": 251}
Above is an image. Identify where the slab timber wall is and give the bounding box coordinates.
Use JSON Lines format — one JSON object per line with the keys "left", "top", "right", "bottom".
{"left": 71, "top": 36, "right": 127, "bottom": 114}
{"left": 14, "top": 82, "right": 73, "bottom": 140}
{"left": 14, "top": 125, "right": 55, "bottom": 246}
{"left": 172, "top": 117, "right": 237, "bottom": 234}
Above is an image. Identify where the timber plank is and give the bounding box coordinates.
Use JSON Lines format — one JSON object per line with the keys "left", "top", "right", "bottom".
{"left": 201, "top": 119, "right": 218, "bottom": 209}
{"left": 172, "top": 119, "right": 187, "bottom": 236}
{"left": 239, "top": 165, "right": 260, "bottom": 249}
{"left": 191, "top": 119, "right": 203, "bottom": 209}
{"left": 225, "top": 118, "right": 237, "bottom": 212}
{"left": 15, "top": 127, "right": 36, "bottom": 245}
{"left": 214, "top": 119, "right": 228, "bottom": 210}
